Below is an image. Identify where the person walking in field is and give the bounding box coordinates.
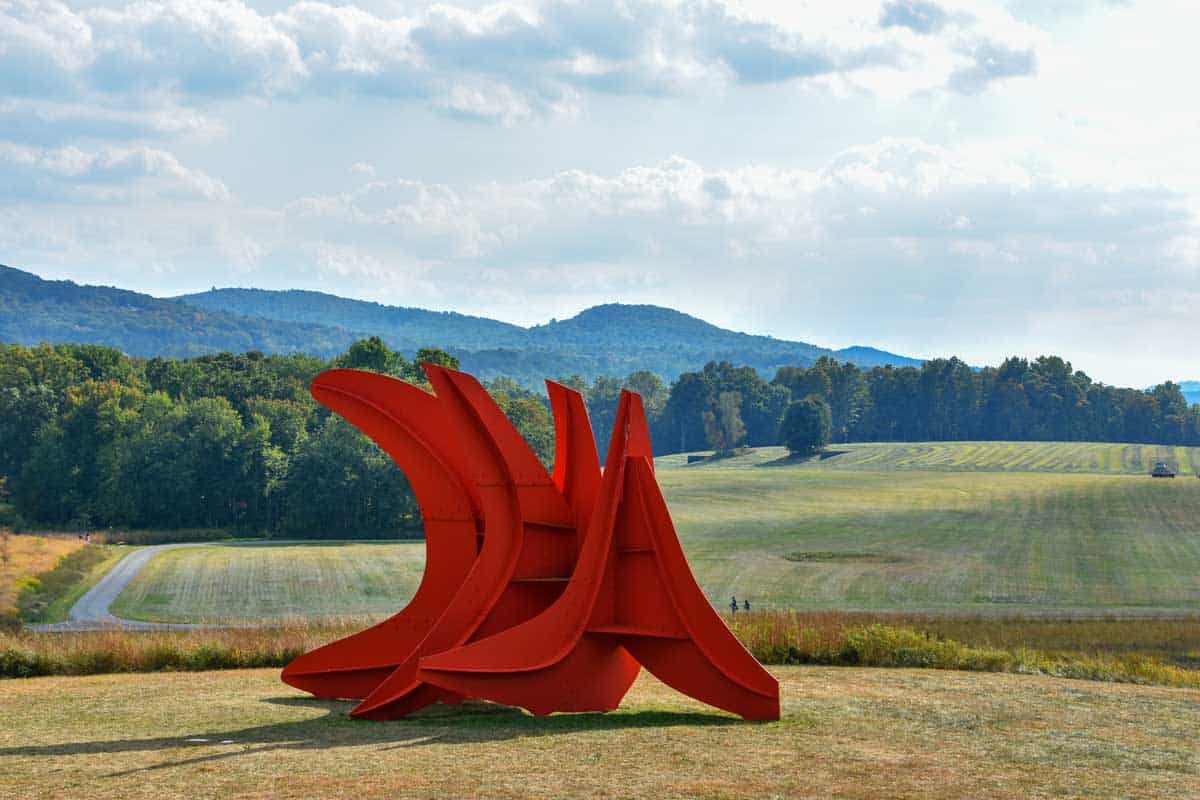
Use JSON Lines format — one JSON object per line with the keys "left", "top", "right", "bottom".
{"left": 743, "top": 599, "right": 750, "bottom": 612}
{"left": 729, "top": 596, "right": 738, "bottom": 615}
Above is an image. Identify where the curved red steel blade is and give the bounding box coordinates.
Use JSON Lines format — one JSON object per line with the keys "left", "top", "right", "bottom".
{"left": 280, "top": 369, "right": 478, "bottom": 701}
{"left": 547, "top": 379, "right": 601, "bottom": 526}
{"left": 418, "top": 391, "right": 779, "bottom": 720}
{"left": 414, "top": 392, "right": 651, "bottom": 714}
{"left": 350, "top": 366, "right": 580, "bottom": 719}
{"left": 283, "top": 367, "right": 776, "bottom": 721}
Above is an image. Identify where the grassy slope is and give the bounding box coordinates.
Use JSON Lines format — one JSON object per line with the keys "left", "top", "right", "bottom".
{"left": 661, "top": 466, "right": 1200, "bottom": 613}
{"left": 0, "top": 667, "right": 1196, "bottom": 800}
{"left": 37, "top": 546, "right": 134, "bottom": 624}
{"left": 110, "top": 441, "right": 1200, "bottom": 621}
{"left": 657, "top": 441, "right": 1200, "bottom": 474}
{"left": 110, "top": 542, "right": 425, "bottom": 623}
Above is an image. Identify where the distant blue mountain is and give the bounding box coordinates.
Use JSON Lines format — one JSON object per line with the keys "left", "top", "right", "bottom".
{"left": 177, "top": 290, "right": 924, "bottom": 381}
{"left": 1180, "top": 381, "right": 1200, "bottom": 406}
{"left": 0, "top": 264, "right": 353, "bottom": 358}
{"left": 2, "top": 263, "right": 924, "bottom": 384}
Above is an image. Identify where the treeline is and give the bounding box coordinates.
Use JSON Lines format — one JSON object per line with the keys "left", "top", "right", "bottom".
{"left": 649, "top": 356, "right": 1200, "bottom": 452}
{"left": 0, "top": 339, "right": 555, "bottom": 536}
{"left": 3, "top": 340, "right": 1197, "bottom": 535}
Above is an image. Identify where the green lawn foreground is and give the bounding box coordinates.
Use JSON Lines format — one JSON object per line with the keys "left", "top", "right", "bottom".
{"left": 0, "top": 667, "right": 1195, "bottom": 800}
{"left": 107, "top": 440, "right": 1200, "bottom": 622}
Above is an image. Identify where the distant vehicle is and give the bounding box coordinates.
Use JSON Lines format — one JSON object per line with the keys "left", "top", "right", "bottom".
{"left": 1150, "top": 462, "right": 1176, "bottom": 478}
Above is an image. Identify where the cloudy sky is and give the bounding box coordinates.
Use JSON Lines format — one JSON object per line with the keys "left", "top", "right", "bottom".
{"left": 2, "top": 0, "right": 1197, "bottom": 385}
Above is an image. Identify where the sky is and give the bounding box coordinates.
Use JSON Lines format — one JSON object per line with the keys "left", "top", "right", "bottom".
{"left": 2, "top": 0, "right": 1198, "bottom": 386}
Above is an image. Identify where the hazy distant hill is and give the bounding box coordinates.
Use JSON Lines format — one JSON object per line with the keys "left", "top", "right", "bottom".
{"left": 3, "top": 264, "right": 922, "bottom": 383}
{"left": 175, "top": 287, "right": 528, "bottom": 351}
{"left": 1181, "top": 381, "right": 1200, "bottom": 406}
{"left": 178, "top": 287, "right": 922, "bottom": 379}
{"left": 0, "top": 264, "right": 356, "bottom": 358}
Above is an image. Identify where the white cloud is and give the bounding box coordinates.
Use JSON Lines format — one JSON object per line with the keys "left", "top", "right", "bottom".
{"left": 2, "top": 0, "right": 1199, "bottom": 385}
{"left": 0, "top": 0, "right": 1042, "bottom": 134}
{"left": 946, "top": 38, "right": 1037, "bottom": 93}
{"left": 0, "top": 97, "right": 219, "bottom": 144}
{"left": 0, "top": 0, "right": 91, "bottom": 97}
{"left": 85, "top": 0, "right": 308, "bottom": 96}
{"left": 270, "top": 142, "right": 1191, "bottom": 275}
{"left": 5, "top": 139, "right": 1194, "bottom": 361}
{"left": 0, "top": 141, "right": 230, "bottom": 202}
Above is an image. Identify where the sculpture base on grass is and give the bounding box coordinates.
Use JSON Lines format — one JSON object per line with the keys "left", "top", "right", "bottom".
{"left": 282, "top": 365, "right": 779, "bottom": 721}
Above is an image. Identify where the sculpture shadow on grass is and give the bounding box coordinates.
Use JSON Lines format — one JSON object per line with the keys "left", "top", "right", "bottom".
{"left": 0, "top": 696, "right": 746, "bottom": 777}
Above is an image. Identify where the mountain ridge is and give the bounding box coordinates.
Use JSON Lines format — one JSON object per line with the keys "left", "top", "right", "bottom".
{"left": 177, "top": 287, "right": 920, "bottom": 371}
{"left": 0, "top": 264, "right": 356, "bottom": 358}
{"left": 1179, "top": 380, "right": 1200, "bottom": 406}
{"left": 4, "top": 263, "right": 922, "bottom": 384}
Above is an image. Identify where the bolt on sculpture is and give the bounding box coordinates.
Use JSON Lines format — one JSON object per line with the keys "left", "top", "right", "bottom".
{"left": 282, "top": 365, "right": 780, "bottom": 721}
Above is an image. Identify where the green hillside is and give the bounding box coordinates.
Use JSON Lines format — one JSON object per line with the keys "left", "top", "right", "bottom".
{"left": 174, "top": 286, "right": 922, "bottom": 380}
{"left": 110, "top": 441, "right": 1200, "bottom": 622}
{"left": 1, "top": 264, "right": 921, "bottom": 382}
{"left": 173, "top": 287, "right": 528, "bottom": 351}
{"left": 1181, "top": 380, "right": 1200, "bottom": 406}
{"left": 0, "top": 264, "right": 356, "bottom": 358}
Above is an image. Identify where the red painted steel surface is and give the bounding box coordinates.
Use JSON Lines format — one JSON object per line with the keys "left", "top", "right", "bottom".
{"left": 281, "top": 365, "right": 781, "bottom": 721}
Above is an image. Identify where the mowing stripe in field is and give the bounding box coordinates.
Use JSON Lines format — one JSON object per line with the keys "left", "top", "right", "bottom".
{"left": 110, "top": 541, "right": 427, "bottom": 623}
{"left": 658, "top": 442, "right": 1200, "bottom": 476}
{"left": 107, "top": 442, "right": 1200, "bottom": 622}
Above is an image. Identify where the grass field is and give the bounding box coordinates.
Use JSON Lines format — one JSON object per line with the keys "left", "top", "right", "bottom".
{"left": 657, "top": 441, "right": 1200, "bottom": 474}
{"left": 0, "top": 534, "right": 86, "bottom": 623}
{"left": 0, "top": 667, "right": 1196, "bottom": 799}
{"left": 27, "top": 545, "right": 131, "bottom": 624}
{"left": 106, "top": 441, "right": 1200, "bottom": 621}
{"left": 660, "top": 463, "right": 1200, "bottom": 614}
{"left": 110, "top": 542, "right": 425, "bottom": 623}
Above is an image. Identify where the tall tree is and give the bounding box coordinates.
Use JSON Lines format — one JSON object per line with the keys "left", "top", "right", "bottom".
{"left": 780, "top": 397, "right": 832, "bottom": 455}
{"left": 703, "top": 391, "right": 746, "bottom": 454}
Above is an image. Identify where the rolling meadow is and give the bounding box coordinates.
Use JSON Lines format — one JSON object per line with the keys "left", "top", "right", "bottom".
{"left": 98, "top": 442, "right": 1200, "bottom": 623}
{"left": 3, "top": 441, "right": 1200, "bottom": 798}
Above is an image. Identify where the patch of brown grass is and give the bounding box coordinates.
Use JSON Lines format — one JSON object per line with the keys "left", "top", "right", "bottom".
{"left": 5, "top": 611, "right": 1198, "bottom": 692}
{"left": 0, "top": 533, "right": 86, "bottom": 625}
{"left": 728, "top": 610, "right": 1200, "bottom": 689}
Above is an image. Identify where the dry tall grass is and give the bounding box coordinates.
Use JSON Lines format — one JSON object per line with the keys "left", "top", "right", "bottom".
{"left": 0, "top": 533, "right": 86, "bottom": 627}
{"left": 4, "top": 610, "right": 1198, "bottom": 690}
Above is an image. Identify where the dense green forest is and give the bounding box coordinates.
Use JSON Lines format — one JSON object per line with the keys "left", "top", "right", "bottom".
{"left": 2, "top": 264, "right": 919, "bottom": 384}
{"left": 1, "top": 338, "right": 1197, "bottom": 536}
{"left": 0, "top": 340, "right": 552, "bottom": 537}
{"left": 651, "top": 356, "right": 1198, "bottom": 454}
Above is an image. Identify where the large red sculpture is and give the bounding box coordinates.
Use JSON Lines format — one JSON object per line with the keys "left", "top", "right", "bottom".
{"left": 282, "top": 365, "right": 780, "bottom": 721}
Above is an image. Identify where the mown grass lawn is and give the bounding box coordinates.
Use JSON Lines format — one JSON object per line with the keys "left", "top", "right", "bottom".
{"left": 660, "top": 463, "right": 1200, "bottom": 614}
{"left": 109, "top": 541, "right": 426, "bottom": 623}
{"left": 106, "top": 441, "right": 1200, "bottom": 622}
{"left": 657, "top": 441, "right": 1200, "bottom": 474}
{"left": 0, "top": 667, "right": 1195, "bottom": 799}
